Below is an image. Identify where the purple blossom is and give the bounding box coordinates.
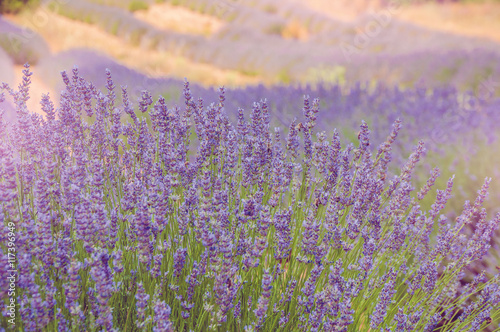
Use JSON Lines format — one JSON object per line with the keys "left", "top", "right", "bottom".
{"left": 2, "top": 65, "right": 500, "bottom": 331}
{"left": 135, "top": 282, "right": 150, "bottom": 326}
{"left": 370, "top": 268, "right": 397, "bottom": 329}
{"left": 279, "top": 312, "right": 290, "bottom": 327}
{"left": 136, "top": 197, "right": 152, "bottom": 266}
{"left": 417, "top": 167, "right": 440, "bottom": 200}
{"left": 273, "top": 207, "right": 293, "bottom": 261}
{"left": 280, "top": 278, "right": 297, "bottom": 306}
{"left": 89, "top": 250, "right": 114, "bottom": 330}
{"left": 254, "top": 269, "right": 273, "bottom": 328}
{"left": 173, "top": 247, "right": 188, "bottom": 279}
{"left": 153, "top": 300, "right": 174, "bottom": 332}
{"left": 112, "top": 250, "right": 124, "bottom": 274}
{"left": 423, "top": 313, "right": 442, "bottom": 332}
{"left": 233, "top": 299, "right": 241, "bottom": 320}
{"left": 286, "top": 118, "right": 300, "bottom": 158}
{"left": 150, "top": 254, "right": 163, "bottom": 279}
{"left": 299, "top": 264, "right": 324, "bottom": 313}
{"left": 302, "top": 210, "right": 320, "bottom": 256}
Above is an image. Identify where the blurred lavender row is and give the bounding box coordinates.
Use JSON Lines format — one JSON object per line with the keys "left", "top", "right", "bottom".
{"left": 30, "top": 49, "right": 500, "bottom": 156}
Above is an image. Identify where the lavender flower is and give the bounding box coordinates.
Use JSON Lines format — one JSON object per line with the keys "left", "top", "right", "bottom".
{"left": 153, "top": 300, "right": 174, "bottom": 332}
{"left": 254, "top": 269, "right": 273, "bottom": 328}
{"left": 173, "top": 247, "right": 188, "bottom": 279}
{"left": 274, "top": 207, "right": 293, "bottom": 261}
{"left": 135, "top": 282, "right": 150, "bottom": 327}
{"left": 89, "top": 250, "right": 114, "bottom": 330}
{"left": 302, "top": 210, "right": 320, "bottom": 256}
{"left": 299, "top": 264, "right": 324, "bottom": 313}
{"left": 417, "top": 167, "right": 440, "bottom": 200}
{"left": 370, "top": 268, "right": 397, "bottom": 329}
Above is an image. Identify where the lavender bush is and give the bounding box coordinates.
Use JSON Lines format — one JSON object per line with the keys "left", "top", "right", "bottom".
{"left": 0, "top": 64, "right": 499, "bottom": 331}
{"left": 34, "top": 50, "right": 500, "bottom": 222}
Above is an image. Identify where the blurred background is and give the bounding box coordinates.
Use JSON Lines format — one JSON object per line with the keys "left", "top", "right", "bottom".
{"left": 1, "top": 0, "right": 500, "bottom": 274}
{"left": 1, "top": 0, "right": 499, "bottom": 109}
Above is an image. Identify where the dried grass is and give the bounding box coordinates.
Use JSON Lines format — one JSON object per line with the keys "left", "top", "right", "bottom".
{"left": 133, "top": 3, "right": 225, "bottom": 37}
{"left": 396, "top": 1, "right": 500, "bottom": 43}
{"left": 5, "top": 8, "right": 263, "bottom": 87}
{"left": 294, "top": 0, "right": 500, "bottom": 43}
{"left": 281, "top": 18, "right": 308, "bottom": 40}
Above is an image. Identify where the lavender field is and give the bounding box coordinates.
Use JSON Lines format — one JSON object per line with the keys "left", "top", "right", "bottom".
{"left": 1, "top": 0, "right": 500, "bottom": 331}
